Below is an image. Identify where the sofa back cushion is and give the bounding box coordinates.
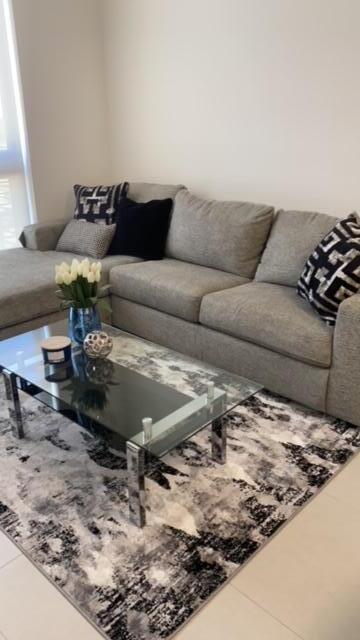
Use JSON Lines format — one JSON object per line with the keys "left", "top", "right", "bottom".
{"left": 127, "top": 182, "right": 185, "bottom": 203}
{"left": 166, "top": 190, "right": 274, "bottom": 277}
{"left": 255, "top": 209, "right": 339, "bottom": 287}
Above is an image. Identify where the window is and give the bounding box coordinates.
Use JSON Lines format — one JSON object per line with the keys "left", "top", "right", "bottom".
{"left": 0, "top": 0, "right": 34, "bottom": 250}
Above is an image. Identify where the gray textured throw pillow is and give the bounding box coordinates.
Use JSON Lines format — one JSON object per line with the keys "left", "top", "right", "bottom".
{"left": 56, "top": 220, "right": 115, "bottom": 259}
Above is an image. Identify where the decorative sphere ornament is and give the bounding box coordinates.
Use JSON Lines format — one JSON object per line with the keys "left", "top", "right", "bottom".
{"left": 83, "top": 330, "right": 113, "bottom": 359}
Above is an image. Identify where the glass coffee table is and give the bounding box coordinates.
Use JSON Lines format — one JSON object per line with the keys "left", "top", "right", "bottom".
{"left": 0, "top": 320, "right": 261, "bottom": 527}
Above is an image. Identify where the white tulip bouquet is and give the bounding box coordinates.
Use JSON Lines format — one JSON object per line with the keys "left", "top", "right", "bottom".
{"left": 55, "top": 258, "right": 110, "bottom": 311}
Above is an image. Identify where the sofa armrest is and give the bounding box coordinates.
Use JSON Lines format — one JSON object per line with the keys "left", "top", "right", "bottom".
{"left": 327, "top": 294, "right": 360, "bottom": 425}
{"left": 19, "top": 218, "right": 70, "bottom": 251}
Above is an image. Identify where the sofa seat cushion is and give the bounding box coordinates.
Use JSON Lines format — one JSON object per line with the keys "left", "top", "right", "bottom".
{"left": 0, "top": 249, "right": 141, "bottom": 330}
{"left": 110, "top": 259, "right": 247, "bottom": 322}
{"left": 200, "top": 282, "right": 333, "bottom": 367}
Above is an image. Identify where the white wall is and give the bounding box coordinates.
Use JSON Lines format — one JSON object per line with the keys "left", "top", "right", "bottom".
{"left": 12, "top": 0, "right": 110, "bottom": 222}
{"left": 103, "top": 0, "right": 360, "bottom": 215}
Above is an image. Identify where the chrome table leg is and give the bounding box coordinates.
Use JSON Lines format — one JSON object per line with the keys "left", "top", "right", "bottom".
{"left": 2, "top": 370, "right": 24, "bottom": 439}
{"left": 126, "top": 442, "right": 146, "bottom": 527}
{"left": 211, "top": 417, "right": 226, "bottom": 464}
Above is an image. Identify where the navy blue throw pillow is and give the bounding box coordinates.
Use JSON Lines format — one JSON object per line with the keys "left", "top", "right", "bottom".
{"left": 108, "top": 197, "right": 173, "bottom": 259}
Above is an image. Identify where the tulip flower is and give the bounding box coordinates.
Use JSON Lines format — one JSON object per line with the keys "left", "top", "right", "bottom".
{"left": 62, "top": 271, "right": 72, "bottom": 285}
{"left": 55, "top": 259, "right": 108, "bottom": 313}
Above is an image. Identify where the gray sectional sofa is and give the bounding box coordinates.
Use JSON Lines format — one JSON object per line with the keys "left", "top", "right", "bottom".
{"left": 0, "top": 182, "right": 358, "bottom": 427}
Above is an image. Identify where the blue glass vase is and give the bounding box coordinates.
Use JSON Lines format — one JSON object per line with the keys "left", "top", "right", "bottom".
{"left": 68, "top": 305, "right": 101, "bottom": 345}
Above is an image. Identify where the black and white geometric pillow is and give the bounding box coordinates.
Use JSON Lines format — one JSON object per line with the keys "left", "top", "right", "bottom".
{"left": 74, "top": 182, "right": 129, "bottom": 225}
{"left": 297, "top": 213, "right": 360, "bottom": 325}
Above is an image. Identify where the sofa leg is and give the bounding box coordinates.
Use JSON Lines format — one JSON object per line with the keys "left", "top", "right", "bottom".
{"left": 2, "top": 370, "right": 24, "bottom": 439}
{"left": 126, "top": 441, "right": 146, "bottom": 528}
{"left": 211, "top": 417, "right": 226, "bottom": 464}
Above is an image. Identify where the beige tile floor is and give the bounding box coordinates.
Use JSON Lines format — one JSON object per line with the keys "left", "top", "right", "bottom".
{"left": 0, "top": 452, "right": 359, "bottom": 640}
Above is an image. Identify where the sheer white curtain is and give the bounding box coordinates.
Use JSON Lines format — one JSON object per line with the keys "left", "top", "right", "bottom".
{"left": 0, "top": 0, "right": 33, "bottom": 250}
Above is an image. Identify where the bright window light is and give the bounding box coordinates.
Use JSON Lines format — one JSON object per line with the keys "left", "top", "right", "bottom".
{"left": 0, "top": 0, "right": 35, "bottom": 250}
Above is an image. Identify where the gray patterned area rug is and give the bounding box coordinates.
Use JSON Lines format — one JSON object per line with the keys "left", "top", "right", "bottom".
{"left": 0, "top": 364, "right": 359, "bottom": 639}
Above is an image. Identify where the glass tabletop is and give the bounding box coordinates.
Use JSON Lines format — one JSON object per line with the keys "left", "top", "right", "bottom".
{"left": 0, "top": 320, "right": 262, "bottom": 457}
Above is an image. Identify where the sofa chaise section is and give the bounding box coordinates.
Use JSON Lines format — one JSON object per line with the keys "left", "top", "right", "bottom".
{"left": 0, "top": 248, "right": 142, "bottom": 340}
{"left": 1, "top": 181, "right": 185, "bottom": 340}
